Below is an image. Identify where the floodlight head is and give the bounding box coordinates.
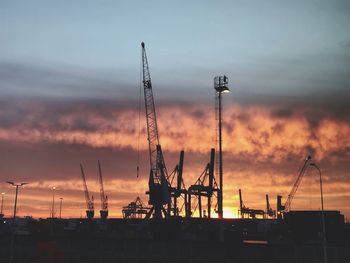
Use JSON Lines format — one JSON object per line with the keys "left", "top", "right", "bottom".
{"left": 214, "top": 75, "right": 230, "bottom": 93}
{"left": 6, "top": 181, "right": 15, "bottom": 186}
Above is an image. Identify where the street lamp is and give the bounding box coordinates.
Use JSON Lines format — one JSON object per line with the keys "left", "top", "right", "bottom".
{"left": 214, "top": 75, "right": 229, "bottom": 219}
{"left": 310, "top": 163, "right": 327, "bottom": 263}
{"left": 51, "top": 186, "right": 56, "bottom": 218}
{"left": 6, "top": 182, "right": 28, "bottom": 220}
{"left": 0, "top": 192, "right": 5, "bottom": 217}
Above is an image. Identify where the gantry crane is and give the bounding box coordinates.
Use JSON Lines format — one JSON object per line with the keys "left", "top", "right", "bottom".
{"left": 98, "top": 160, "right": 108, "bottom": 219}
{"left": 265, "top": 194, "right": 275, "bottom": 218}
{"left": 80, "top": 164, "right": 94, "bottom": 219}
{"left": 277, "top": 155, "right": 312, "bottom": 218}
{"left": 238, "top": 189, "right": 265, "bottom": 219}
{"left": 188, "top": 149, "right": 219, "bottom": 218}
{"left": 167, "top": 151, "right": 188, "bottom": 217}
{"left": 122, "top": 196, "right": 150, "bottom": 219}
{"left": 141, "top": 42, "right": 170, "bottom": 219}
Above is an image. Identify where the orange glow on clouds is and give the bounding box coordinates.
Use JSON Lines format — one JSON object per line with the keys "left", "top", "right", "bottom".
{"left": 0, "top": 103, "right": 349, "bottom": 219}
{"left": 0, "top": 105, "right": 349, "bottom": 161}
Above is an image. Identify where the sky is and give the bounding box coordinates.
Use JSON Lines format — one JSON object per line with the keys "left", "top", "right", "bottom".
{"left": 0, "top": 0, "right": 349, "bottom": 219}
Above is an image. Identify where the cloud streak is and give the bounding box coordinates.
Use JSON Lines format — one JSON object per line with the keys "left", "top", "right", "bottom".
{"left": 0, "top": 98, "right": 349, "bottom": 218}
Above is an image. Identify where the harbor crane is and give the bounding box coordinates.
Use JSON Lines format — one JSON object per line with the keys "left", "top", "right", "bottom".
{"left": 98, "top": 160, "right": 108, "bottom": 219}
{"left": 277, "top": 155, "right": 312, "bottom": 218}
{"left": 122, "top": 196, "right": 150, "bottom": 219}
{"left": 141, "top": 42, "right": 171, "bottom": 219}
{"left": 167, "top": 150, "right": 188, "bottom": 217}
{"left": 265, "top": 194, "right": 276, "bottom": 218}
{"left": 188, "top": 149, "right": 219, "bottom": 218}
{"left": 238, "top": 189, "right": 265, "bottom": 219}
{"left": 80, "top": 164, "right": 94, "bottom": 219}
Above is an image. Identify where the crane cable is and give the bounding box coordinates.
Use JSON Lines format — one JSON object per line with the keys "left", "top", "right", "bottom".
{"left": 137, "top": 48, "right": 142, "bottom": 178}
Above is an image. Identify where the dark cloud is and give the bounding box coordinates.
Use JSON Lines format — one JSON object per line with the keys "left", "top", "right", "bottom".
{"left": 0, "top": 61, "right": 136, "bottom": 99}
{"left": 1, "top": 60, "right": 350, "bottom": 123}
{"left": 271, "top": 108, "right": 294, "bottom": 119}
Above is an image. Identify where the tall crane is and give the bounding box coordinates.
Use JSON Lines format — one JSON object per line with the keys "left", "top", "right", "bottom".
{"left": 141, "top": 42, "right": 170, "bottom": 219}
{"left": 98, "top": 160, "right": 108, "bottom": 219}
{"left": 283, "top": 155, "right": 312, "bottom": 212}
{"left": 188, "top": 149, "right": 219, "bottom": 218}
{"left": 167, "top": 150, "right": 188, "bottom": 217}
{"left": 80, "top": 164, "right": 94, "bottom": 219}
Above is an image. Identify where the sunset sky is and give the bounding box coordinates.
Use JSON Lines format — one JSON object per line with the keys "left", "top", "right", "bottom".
{"left": 1, "top": 0, "right": 349, "bottom": 219}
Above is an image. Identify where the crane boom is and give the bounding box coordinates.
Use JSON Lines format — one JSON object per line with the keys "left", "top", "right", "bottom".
{"left": 141, "top": 42, "right": 170, "bottom": 218}
{"left": 80, "top": 164, "right": 94, "bottom": 219}
{"left": 284, "top": 155, "right": 312, "bottom": 212}
{"left": 98, "top": 160, "right": 108, "bottom": 210}
{"left": 80, "top": 164, "right": 93, "bottom": 210}
{"left": 142, "top": 42, "right": 161, "bottom": 176}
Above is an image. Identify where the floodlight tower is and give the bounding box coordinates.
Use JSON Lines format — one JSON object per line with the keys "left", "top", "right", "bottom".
{"left": 214, "top": 75, "right": 229, "bottom": 219}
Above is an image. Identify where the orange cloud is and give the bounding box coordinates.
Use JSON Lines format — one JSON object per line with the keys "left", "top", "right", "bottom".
{"left": 1, "top": 102, "right": 349, "bottom": 219}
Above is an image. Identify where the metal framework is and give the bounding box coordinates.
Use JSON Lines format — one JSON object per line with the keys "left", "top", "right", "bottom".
{"left": 122, "top": 197, "right": 150, "bottom": 219}
{"left": 167, "top": 151, "right": 188, "bottom": 217}
{"left": 80, "top": 164, "right": 94, "bottom": 219}
{"left": 188, "top": 149, "right": 219, "bottom": 218}
{"left": 98, "top": 160, "right": 108, "bottom": 219}
{"left": 265, "top": 194, "right": 276, "bottom": 218}
{"left": 239, "top": 189, "right": 265, "bottom": 219}
{"left": 284, "top": 155, "right": 312, "bottom": 212}
{"left": 141, "top": 42, "right": 170, "bottom": 219}
{"left": 214, "top": 75, "right": 229, "bottom": 219}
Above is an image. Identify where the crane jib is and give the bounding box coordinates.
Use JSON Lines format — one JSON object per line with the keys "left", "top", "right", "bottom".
{"left": 141, "top": 42, "right": 170, "bottom": 214}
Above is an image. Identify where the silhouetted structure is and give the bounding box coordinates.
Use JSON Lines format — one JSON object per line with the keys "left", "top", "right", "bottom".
{"left": 283, "top": 155, "right": 312, "bottom": 213}
{"left": 167, "top": 150, "right": 189, "bottom": 217}
{"left": 188, "top": 149, "right": 219, "bottom": 218}
{"left": 122, "top": 196, "right": 149, "bottom": 219}
{"left": 265, "top": 194, "right": 276, "bottom": 218}
{"left": 80, "top": 164, "right": 94, "bottom": 219}
{"left": 141, "top": 42, "right": 171, "bottom": 219}
{"left": 239, "top": 189, "right": 265, "bottom": 219}
{"left": 98, "top": 160, "right": 108, "bottom": 219}
{"left": 214, "top": 75, "right": 229, "bottom": 219}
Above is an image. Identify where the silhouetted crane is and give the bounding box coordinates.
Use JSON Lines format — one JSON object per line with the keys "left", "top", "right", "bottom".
{"left": 188, "top": 149, "right": 219, "bottom": 218}
{"left": 141, "top": 42, "right": 170, "bottom": 219}
{"left": 239, "top": 189, "right": 265, "bottom": 219}
{"left": 80, "top": 164, "right": 94, "bottom": 219}
{"left": 284, "top": 155, "right": 312, "bottom": 212}
{"left": 122, "top": 196, "right": 150, "bottom": 219}
{"left": 98, "top": 160, "right": 108, "bottom": 219}
{"left": 167, "top": 150, "right": 188, "bottom": 217}
{"left": 266, "top": 194, "right": 275, "bottom": 218}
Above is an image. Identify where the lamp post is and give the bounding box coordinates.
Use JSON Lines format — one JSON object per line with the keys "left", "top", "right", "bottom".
{"left": 310, "top": 163, "right": 327, "bottom": 263}
{"left": 6, "top": 182, "right": 28, "bottom": 221}
{"left": 214, "top": 75, "right": 229, "bottom": 219}
{"left": 0, "top": 192, "right": 4, "bottom": 217}
{"left": 59, "top": 197, "right": 63, "bottom": 219}
{"left": 51, "top": 186, "right": 56, "bottom": 218}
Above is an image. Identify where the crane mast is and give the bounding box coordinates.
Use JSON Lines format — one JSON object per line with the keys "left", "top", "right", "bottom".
{"left": 141, "top": 42, "right": 170, "bottom": 218}
{"left": 80, "top": 164, "right": 94, "bottom": 219}
{"left": 98, "top": 160, "right": 108, "bottom": 219}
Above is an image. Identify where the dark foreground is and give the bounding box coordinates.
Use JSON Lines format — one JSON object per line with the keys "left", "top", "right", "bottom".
{"left": 0, "top": 212, "right": 349, "bottom": 263}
